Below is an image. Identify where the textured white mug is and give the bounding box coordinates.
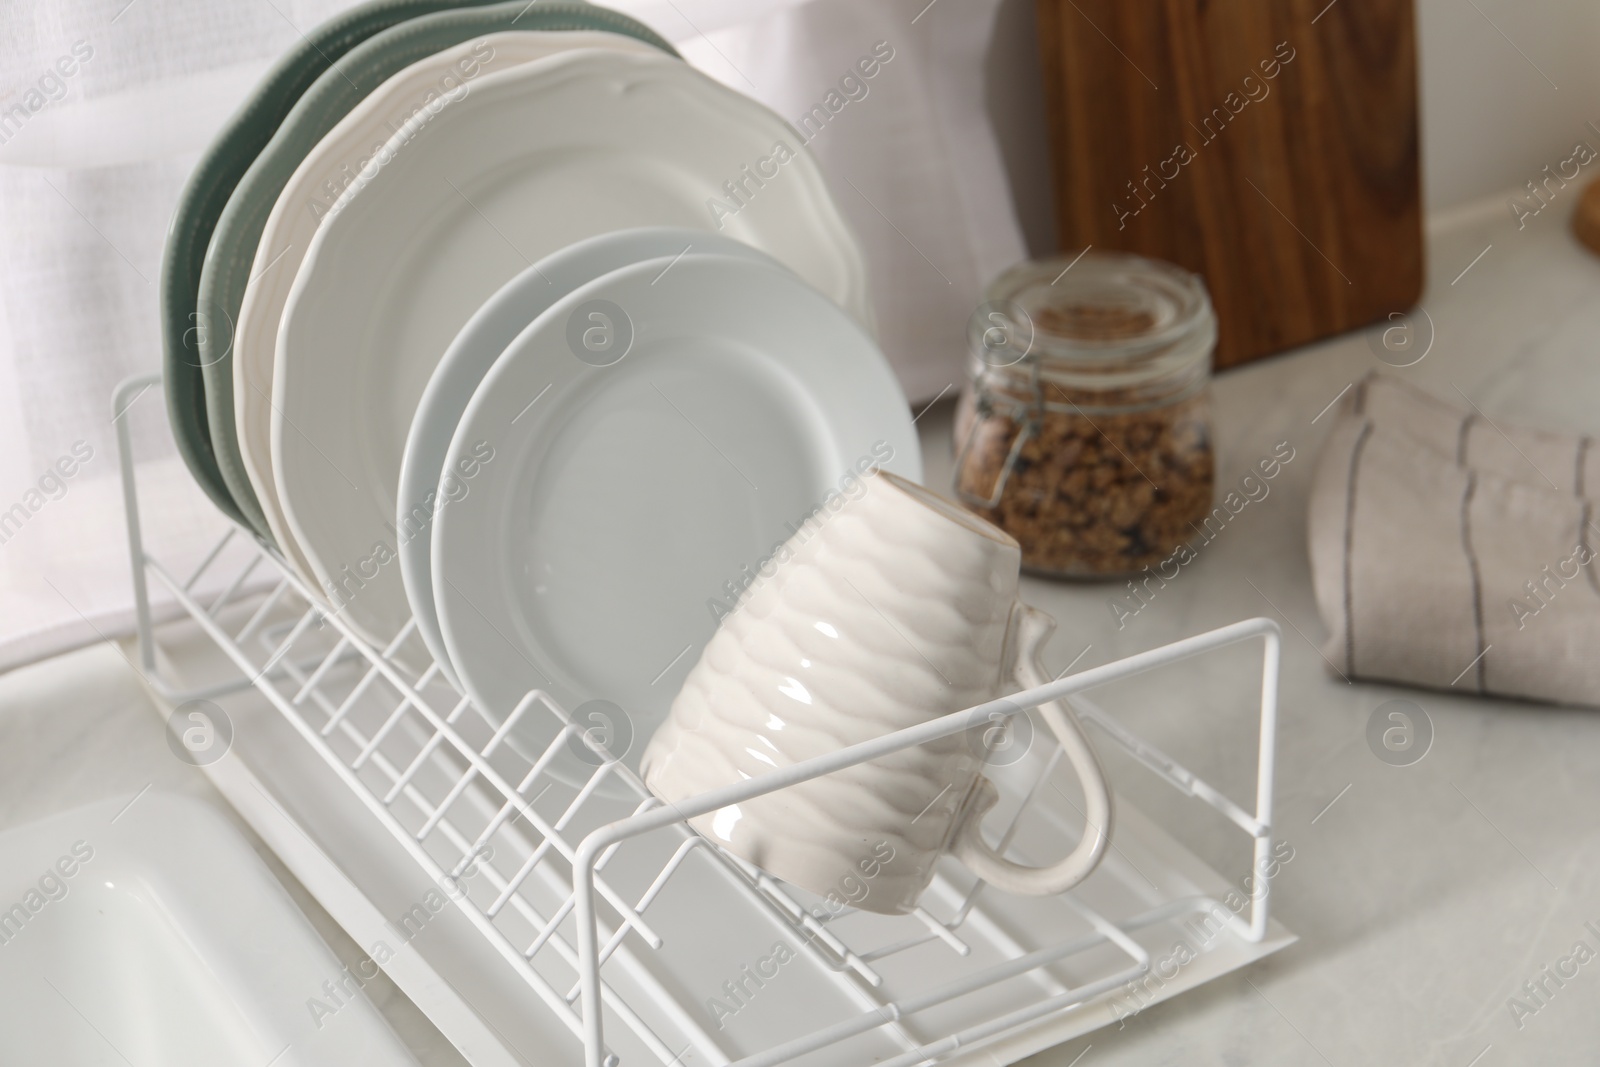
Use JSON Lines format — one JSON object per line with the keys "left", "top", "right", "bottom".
{"left": 641, "top": 471, "right": 1112, "bottom": 914}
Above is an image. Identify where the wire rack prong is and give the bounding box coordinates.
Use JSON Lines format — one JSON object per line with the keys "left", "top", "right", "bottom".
{"left": 234, "top": 577, "right": 290, "bottom": 646}
{"left": 183, "top": 527, "right": 237, "bottom": 591}
{"left": 207, "top": 551, "right": 264, "bottom": 614}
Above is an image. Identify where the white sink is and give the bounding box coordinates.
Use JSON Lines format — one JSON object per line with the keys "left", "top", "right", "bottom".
{"left": 0, "top": 791, "right": 420, "bottom": 1066}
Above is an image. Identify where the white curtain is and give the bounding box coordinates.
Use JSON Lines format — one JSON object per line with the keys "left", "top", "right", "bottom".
{"left": 0, "top": 0, "right": 1034, "bottom": 671}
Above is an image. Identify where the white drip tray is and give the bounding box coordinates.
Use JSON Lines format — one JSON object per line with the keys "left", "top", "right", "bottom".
{"left": 0, "top": 791, "right": 420, "bottom": 1066}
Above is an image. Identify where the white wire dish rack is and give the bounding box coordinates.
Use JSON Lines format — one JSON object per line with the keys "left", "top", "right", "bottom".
{"left": 115, "top": 370, "right": 1292, "bottom": 1067}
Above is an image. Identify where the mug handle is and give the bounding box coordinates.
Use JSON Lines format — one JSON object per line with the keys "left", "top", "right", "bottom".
{"left": 951, "top": 601, "right": 1113, "bottom": 895}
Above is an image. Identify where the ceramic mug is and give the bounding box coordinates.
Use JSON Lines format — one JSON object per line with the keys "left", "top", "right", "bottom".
{"left": 641, "top": 471, "right": 1112, "bottom": 914}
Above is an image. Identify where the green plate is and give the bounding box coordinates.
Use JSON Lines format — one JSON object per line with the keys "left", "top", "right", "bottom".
{"left": 162, "top": 0, "right": 499, "bottom": 529}
{"left": 163, "top": 0, "right": 671, "bottom": 535}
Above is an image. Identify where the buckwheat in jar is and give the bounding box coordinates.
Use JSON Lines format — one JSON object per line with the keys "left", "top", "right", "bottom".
{"left": 953, "top": 251, "right": 1216, "bottom": 578}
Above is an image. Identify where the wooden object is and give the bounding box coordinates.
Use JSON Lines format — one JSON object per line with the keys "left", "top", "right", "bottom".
{"left": 1573, "top": 176, "right": 1600, "bottom": 256}
{"left": 1034, "top": 0, "right": 1423, "bottom": 370}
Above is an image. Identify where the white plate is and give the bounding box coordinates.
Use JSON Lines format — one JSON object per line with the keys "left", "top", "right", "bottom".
{"left": 235, "top": 32, "right": 659, "bottom": 591}
{"left": 274, "top": 48, "right": 873, "bottom": 650}
{"left": 432, "top": 252, "right": 917, "bottom": 777}
{"left": 0, "top": 792, "right": 419, "bottom": 1066}
{"left": 399, "top": 226, "right": 783, "bottom": 692}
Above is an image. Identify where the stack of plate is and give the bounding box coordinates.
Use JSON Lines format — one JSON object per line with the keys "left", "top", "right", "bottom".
{"left": 160, "top": 0, "right": 920, "bottom": 772}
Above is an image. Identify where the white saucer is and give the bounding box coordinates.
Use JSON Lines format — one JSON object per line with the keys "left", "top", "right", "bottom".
{"left": 398, "top": 227, "right": 782, "bottom": 692}
{"left": 431, "top": 252, "right": 918, "bottom": 778}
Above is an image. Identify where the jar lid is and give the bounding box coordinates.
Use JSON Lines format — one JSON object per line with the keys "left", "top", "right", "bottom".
{"left": 973, "top": 251, "right": 1216, "bottom": 385}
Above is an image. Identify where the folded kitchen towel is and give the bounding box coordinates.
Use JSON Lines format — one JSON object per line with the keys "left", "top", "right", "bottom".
{"left": 1308, "top": 374, "right": 1600, "bottom": 706}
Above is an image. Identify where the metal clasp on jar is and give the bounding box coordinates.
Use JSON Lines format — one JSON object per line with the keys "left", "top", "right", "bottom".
{"left": 953, "top": 379, "right": 1042, "bottom": 510}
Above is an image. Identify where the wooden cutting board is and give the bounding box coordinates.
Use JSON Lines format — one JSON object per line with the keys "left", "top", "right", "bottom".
{"left": 1034, "top": 0, "right": 1422, "bottom": 370}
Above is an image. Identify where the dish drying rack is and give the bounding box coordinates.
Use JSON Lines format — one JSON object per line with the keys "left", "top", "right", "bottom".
{"left": 114, "top": 370, "right": 1286, "bottom": 1067}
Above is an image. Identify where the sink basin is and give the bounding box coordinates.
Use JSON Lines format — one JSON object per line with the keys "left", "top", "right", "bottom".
{"left": 0, "top": 791, "right": 420, "bottom": 1066}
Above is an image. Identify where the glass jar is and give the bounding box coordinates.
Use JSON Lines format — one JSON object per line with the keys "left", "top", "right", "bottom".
{"left": 953, "top": 251, "right": 1216, "bottom": 578}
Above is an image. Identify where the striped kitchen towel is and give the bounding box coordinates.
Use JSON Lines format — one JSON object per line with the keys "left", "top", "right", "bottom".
{"left": 1308, "top": 373, "right": 1600, "bottom": 705}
